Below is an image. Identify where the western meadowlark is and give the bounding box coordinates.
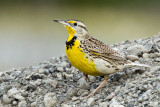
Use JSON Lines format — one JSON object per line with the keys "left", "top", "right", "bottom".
{"left": 54, "top": 19, "right": 149, "bottom": 97}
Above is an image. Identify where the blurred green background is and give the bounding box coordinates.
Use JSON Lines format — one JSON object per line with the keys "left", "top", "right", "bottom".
{"left": 1, "top": 0, "right": 160, "bottom": 70}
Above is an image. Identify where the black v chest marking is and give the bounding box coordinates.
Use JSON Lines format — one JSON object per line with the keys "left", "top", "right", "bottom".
{"left": 66, "top": 36, "right": 77, "bottom": 50}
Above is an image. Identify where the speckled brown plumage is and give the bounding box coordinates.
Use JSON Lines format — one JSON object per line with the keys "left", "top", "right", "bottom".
{"left": 83, "top": 34, "right": 128, "bottom": 65}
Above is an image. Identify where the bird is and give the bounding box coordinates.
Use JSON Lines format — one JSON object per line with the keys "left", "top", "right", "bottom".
{"left": 54, "top": 19, "right": 149, "bottom": 97}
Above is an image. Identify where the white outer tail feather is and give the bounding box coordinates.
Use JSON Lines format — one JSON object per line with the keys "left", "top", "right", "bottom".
{"left": 124, "top": 63, "right": 150, "bottom": 68}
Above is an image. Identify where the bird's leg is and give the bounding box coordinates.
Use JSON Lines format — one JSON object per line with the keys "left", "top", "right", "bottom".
{"left": 88, "top": 75, "right": 109, "bottom": 97}
{"left": 83, "top": 73, "right": 89, "bottom": 82}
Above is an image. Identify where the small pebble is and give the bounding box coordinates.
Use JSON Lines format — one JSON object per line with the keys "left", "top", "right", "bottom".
{"left": 132, "top": 93, "right": 138, "bottom": 98}
{"left": 143, "top": 53, "right": 150, "bottom": 59}
{"left": 49, "top": 68, "right": 55, "bottom": 73}
{"left": 78, "top": 77, "right": 89, "bottom": 90}
{"left": 0, "top": 72, "right": 4, "bottom": 77}
{"left": 56, "top": 73, "right": 62, "bottom": 80}
{"left": 43, "top": 79, "right": 58, "bottom": 88}
{"left": 18, "top": 100, "right": 27, "bottom": 107}
{"left": 44, "top": 93, "right": 57, "bottom": 107}
{"left": 127, "top": 45, "right": 145, "bottom": 56}
{"left": 3, "top": 94, "right": 11, "bottom": 104}
{"left": 14, "top": 94, "right": 25, "bottom": 101}
{"left": 8, "top": 88, "right": 19, "bottom": 97}
{"left": 110, "top": 98, "right": 124, "bottom": 107}
{"left": 34, "top": 79, "right": 42, "bottom": 86}
{"left": 127, "top": 55, "right": 138, "bottom": 61}
{"left": 31, "top": 73, "right": 42, "bottom": 80}
{"left": 106, "top": 92, "right": 115, "bottom": 100}
{"left": 62, "top": 104, "right": 71, "bottom": 107}
{"left": 26, "top": 75, "right": 30, "bottom": 80}
{"left": 81, "top": 91, "right": 89, "bottom": 97}
{"left": 157, "top": 84, "right": 160, "bottom": 94}
{"left": 99, "top": 102, "right": 109, "bottom": 107}
{"left": 38, "top": 69, "right": 45, "bottom": 74}
{"left": 31, "top": 102, "right": 37, "bottom": 107}
{"left": 149, "top": 102, "right": 159, "bottom": 107}
{"left": 150, "top": 52, "right": 160, "bottom": 58}
{"left": 87, "top": 97, "right": 95, "bottom": 106}
{"left": 12, "top": 101, "right": 17, "bottom": 105}
{"left": 64, "top": 73, "right": 73, "bottom": 79}
{"left": 72, "top": 96, "right": 78, "bottom": 101}
{"left": 66, "top": 88, "right": 77, "bottom": 99}
{"left": 138, "top": 96, "right": 143, "bottom": 103}
{"left": 57, "top": 67, "right": 64, "bottom": 72}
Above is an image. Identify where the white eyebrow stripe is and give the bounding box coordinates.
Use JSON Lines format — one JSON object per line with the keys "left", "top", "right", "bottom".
{"left": 78, "top": 25, "right": 88, "bottom": 31}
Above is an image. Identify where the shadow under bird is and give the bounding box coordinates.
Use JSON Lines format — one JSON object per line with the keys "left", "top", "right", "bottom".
{"left": 54, "top": 19, "right": 149, "bottom": 97}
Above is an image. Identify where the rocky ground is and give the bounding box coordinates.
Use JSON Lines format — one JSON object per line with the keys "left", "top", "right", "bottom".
{"left": 0, "top": 34, "right": 160, "bottom": 107}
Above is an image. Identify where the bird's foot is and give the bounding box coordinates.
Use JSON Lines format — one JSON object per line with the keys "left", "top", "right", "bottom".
{"left": 83, "top": 73, "right": 89, "bottom": 82}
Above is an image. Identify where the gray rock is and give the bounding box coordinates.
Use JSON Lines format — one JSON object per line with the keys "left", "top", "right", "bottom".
{"left": 132, "top": 93, "right": 138, "bottom": 98}
{"left": 144, "top": 42, "right": 153, "bottom": 52}
{"left": 43, "top": 79, "right": 58, "bottom": 88}
{"left": 157, "top": 84, "right": 160, "bottom": 94}
{"left": 57, "top": 67, "right": 64, "bottom": 72}
{"left": 12, "top": 70, "right": 22, "bottom": 77}
{"left": 150, "top": 52, "right": 160, "bottom": 58}
{"left": 149, "top": 101, "right": 159, "bottom": 107}
{"left": 8, "top": 88, "right": 19, "bottom": 97}
{"left": 127, "top": 45, "right": 145, "bottom": 56}
{"left": 71, "top": 96, "right": 78, "bottom": 101}
{"left": 49, "top": 68, "right": 55, "bottom": 73}
{"left": 143, "top": 95, "right": 149, "bottom": 101}
{"left": 14, "top": 94, "right": 25, "bottom": 101}
{"left": 143, "top": 53, "right": 150, "bottom": 59}
{"left": 87, "top": 97, "right": 95, "bottom": 106}
{"left": 61, "top": 62, "right": 70, "bottom": 68}
{"left": 110, "top": 98, "right": 124, "bottom": 107}
{"left": 12, "top": 101, "right": 17, "bottom": 105}
{"left": 18, "top": 100, "right": 27, "bottom": 107}
{"left": 31, "top": 73, "right": 42, "bottom": 80}
{"left": 64, "top": 73, "right": 73, "bottom": 79}
{"left": 38, "top": 69, "right": 47, "bottom": 74}
{"left": 99, "top": 102, "right": 109, "bottom": 107}
{"left": 62, "top": 104, "right": 72, "bottom": 107}
{"left": 56, "top": 73, "right": 62, "bottom": 80}
{"left": 2, "top": 94, "right": 11, "bottom": 104}
{"left": 66, "top": 88, "right": 77, "bottom": 99}
{"left": 138, "top": 96, "right": 143, "bottom": 103}
{"left": 88, "top": 75, "right": 95, "bottom": 82}
{"left": 78, "top": 77, "right": 89, "bottom": 90}
{"left": 77, "top": 89, "right": 87, "bottom": 96}
{"left": 25, "top": 75, "right": 31, "bottom": 80}
{"left": 127, "top": 55, "right": 139, "bottom": 61}
{"left": 0, "top": 72, "right": 4, "bottom": 77}
{"left": 34, "top": 79, "right": 42, "bottom": 86}
{"left": 106, "top": 92, "right": 115, "bottom": 100}
{"left": 44, "top": 93, "right": 57, "bottom": 107}
{"left": 31, "top": 102, "right": 37, "bottom": 107}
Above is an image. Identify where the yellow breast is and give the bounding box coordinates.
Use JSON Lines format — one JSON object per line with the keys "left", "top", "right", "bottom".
{"left": 65, "top": 40, "right": 101, "bottom": 76}
{"left": 64, "top": 25, "right": 101, "bottom": 76}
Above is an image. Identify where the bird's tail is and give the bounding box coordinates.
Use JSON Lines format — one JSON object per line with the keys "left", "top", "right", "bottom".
{"left": 124, "top": 63, "right": 150, "bottom": 68}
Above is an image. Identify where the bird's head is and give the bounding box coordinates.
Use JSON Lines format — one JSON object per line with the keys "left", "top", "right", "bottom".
{"left": 54, "top": 19, "right": 88, "bottom": 36}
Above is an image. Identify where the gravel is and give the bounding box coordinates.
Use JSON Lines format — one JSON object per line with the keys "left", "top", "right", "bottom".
{"left": 0, "top": 34, "right": 160, "bottom": 106}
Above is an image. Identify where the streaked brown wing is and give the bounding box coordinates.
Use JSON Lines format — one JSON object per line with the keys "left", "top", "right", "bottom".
{"left": 84, "top": 35, "right": 126, "bottom": 62}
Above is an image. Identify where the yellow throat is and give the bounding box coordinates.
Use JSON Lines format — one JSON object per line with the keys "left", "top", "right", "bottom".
{"left": 65, "top": 26, "right": 76, "bottom": 42}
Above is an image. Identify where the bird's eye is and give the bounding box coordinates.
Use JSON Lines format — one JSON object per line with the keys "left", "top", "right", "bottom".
{"left": 74, "top": 23, "right": 77, "bottom": 26}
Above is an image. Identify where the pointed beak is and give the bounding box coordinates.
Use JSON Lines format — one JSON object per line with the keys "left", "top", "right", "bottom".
{"left": 53, "top": 20, "right": 70, "bottom": 27}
